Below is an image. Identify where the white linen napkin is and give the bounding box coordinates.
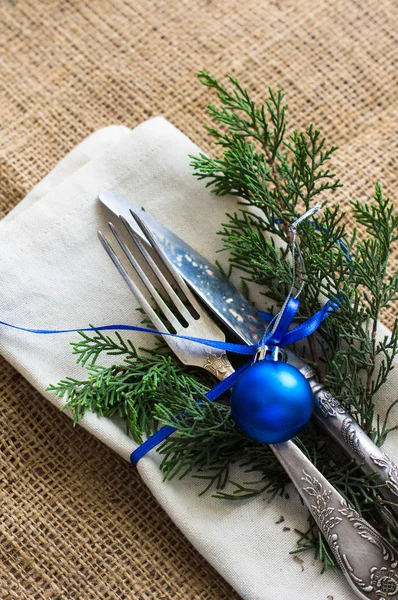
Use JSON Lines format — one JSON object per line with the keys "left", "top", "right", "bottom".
{"left": 1, "top": 117, "right": 397, "bottom": 600}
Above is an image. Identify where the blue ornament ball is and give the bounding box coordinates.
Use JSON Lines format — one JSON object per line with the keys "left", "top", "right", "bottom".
{"left": 230, "top": 360, "right": 314, "bottom": 444}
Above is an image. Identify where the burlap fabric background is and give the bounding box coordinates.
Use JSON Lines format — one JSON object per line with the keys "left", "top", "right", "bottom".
{"left": 1, "top": 1, "right": 397, "bottom": 598}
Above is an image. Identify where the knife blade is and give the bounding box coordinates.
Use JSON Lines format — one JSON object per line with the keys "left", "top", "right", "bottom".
{"left": 99, "top": 190, "right": 398, "bottom": 522}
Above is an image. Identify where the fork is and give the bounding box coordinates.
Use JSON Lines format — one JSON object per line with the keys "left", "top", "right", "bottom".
{"left": 98, "top": 213, "right": 398, "bottom": 600}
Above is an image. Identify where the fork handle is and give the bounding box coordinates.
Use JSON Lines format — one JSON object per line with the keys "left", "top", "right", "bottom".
{"left": 270, "top": 440, "right": 398, "bottom": 600}
{"left": 310, "top": 382, "right": 398, "bottom": 522}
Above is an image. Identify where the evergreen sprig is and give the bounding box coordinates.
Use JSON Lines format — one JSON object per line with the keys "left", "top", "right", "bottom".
{"left": 48, "top": 335, "right": 212, "bottom": 443}
{"left": 191, "top": 72, "right": 398, "bottom": 433}
{"left": 49, "top": 73, "right": 398, "bottom": 570}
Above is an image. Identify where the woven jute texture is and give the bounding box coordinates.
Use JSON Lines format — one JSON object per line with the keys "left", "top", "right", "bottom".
{"left": 1, "top": 1, "right": 397, "bottom": 598}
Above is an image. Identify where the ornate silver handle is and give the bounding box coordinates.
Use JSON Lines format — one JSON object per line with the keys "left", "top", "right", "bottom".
{"left": 285, "top": 350, "right": 398, "bottom": 521}
{"left": 213, "top": 352, "right": 398, "bottom": 597}
{"left": 313, "top": 385, "right": 398, "bottom": 518}
{"left": 271, "top": 440, "right": 398, "bottom": 600}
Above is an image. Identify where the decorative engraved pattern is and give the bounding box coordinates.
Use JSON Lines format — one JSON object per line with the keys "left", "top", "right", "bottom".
{"left": 370, "top": 453, "right": 398, "bottom": 498}
{"left": 317, "top": 390, "right": 346, "bottom": 418}
{"left": 203, "top": 353, "right": 232, "bottom": 379}
{"left": 338, "top": 502, "right": 398, "bottom": 567}
{"left": 341, "top": 417, "right": 365, "bottom": 459}
{"left": 301, "top": 472, "right": 342, "bottom": 536}
{"left": 301, "top": 470, "right": 398, "bottom": 598}
{"left": 340, "top": 553, "right": 374, "bottom": 593}
{"left": 370, "top": 566, "right": 398, "bottom": 596}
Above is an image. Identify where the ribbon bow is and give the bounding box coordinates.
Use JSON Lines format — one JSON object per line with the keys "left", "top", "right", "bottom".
{"left": 130, "top": 296, "right": 335, "bottom": 465}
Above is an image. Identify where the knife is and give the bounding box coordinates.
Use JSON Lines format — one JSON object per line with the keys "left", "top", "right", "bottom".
{"left": 99, "top": 190, "right": 398, "bottom": 521}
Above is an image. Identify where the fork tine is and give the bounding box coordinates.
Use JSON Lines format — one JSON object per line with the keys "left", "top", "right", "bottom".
{"left": 120, "top": 216, "right": 193, "bottom": 323}
{"left": 106, "top": 223, "right": 182, "bottom": 331}
{"left": 97, "top": 229, "right": 167, "bottom": 333}
{"left": 129, "top": 210, "right": 203, "bottom": 315}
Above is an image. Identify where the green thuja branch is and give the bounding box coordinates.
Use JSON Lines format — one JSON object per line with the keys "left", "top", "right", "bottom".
{"left": 49, "top": 74, "right": 398, "bottom": 571}
{"left": 191, "top": 72, "right": 398, "bottom": 423}
{"left": 189, "top": 73, "right": 398, "bottom": 562}
{"left": 71, "top": 328, "right": 138, "bottom": 365}
{"left": 48, "top": 337, "right": 212, "bottom": 443}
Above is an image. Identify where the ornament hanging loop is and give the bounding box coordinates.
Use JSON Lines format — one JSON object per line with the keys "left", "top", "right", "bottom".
{"left": 257, "top": 203, "right": 322, "bottom": 355}
{"left": 288, "top": 203, "right": 321, "bottom": 302}
{"left": 288, "top": 204, "right": 322, "bottom": 232}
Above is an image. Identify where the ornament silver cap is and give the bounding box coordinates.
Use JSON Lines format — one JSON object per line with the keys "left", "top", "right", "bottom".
{"left": 254, "top": 344, "right": 285, "bottom": 363}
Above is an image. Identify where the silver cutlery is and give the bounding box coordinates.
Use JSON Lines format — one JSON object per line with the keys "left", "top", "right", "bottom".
{"left": 98, "top": 212, "right": 398, "bottom": 600}
{"left": 99, "top": 190, "right": 398, "bottom": 522}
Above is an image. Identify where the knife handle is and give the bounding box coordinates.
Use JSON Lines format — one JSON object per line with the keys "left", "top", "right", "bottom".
{"left": 283, "top": 351, "right": 398, "bottom": 522}
{"left": 310, "top": 379, "right": 398, "bottom": 521}
{"left": 270, "top": 439, "right": 398, "bottom": 600}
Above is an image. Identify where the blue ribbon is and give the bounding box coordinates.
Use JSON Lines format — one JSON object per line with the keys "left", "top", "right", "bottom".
{"left": 131, "top": 362, "right": 251, "bottom": 466}
{"left": 0, "top": 299, "right": 334, "bottom": 350}
{"left": 0, "top": 296, "right": 336, "bottom": 465}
